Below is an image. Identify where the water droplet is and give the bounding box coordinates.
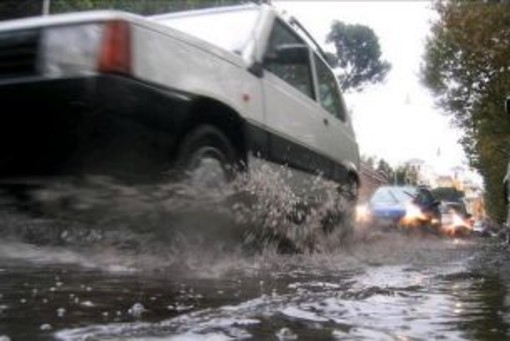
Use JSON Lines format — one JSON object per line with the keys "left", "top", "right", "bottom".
{"left": 128, "top": 302, "right": 145, "bottom": 318}
{"left": 57, "top": 307, "right": 66, "bottom": 317}
{"left": 81, "top": 300, "right": 94, "bottom": 307}
{"left": 40, "top": 324, "right": 52, "bottom": 331}
{"left": 276, "top": 327, "right": 297, "bottom": 340}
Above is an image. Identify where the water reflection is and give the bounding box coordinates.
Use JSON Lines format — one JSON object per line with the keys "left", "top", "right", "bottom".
{"left": 442, "top": 273, "right": 508, "bottom": 340}
{"left": 0, "top": 239, "right": 510, "bottom": 340}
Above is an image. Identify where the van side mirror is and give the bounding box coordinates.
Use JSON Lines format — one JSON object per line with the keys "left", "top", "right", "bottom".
{"left": 506, "top": 97, "right": 510, "bottom": 115}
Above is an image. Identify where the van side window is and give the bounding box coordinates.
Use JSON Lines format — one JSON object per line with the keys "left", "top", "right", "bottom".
{"left": 263, "top": 20, "right": 314, "bottom": 100}
{"left": 314, "top": 53, "right": 346, "bottom": 121}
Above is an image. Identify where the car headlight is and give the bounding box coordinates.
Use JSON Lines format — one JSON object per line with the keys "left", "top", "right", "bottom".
{"left": 40, "top": 24, "right": 103, "bottom": 78}
{"left": 400, "top": 203, "right": 426, "bottom": 225}
{"left": 356, "top": 204, "right": 370, "bottom": 222}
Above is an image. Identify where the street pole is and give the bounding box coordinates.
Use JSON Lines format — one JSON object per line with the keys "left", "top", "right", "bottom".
{"left": 42, "top": 0, "right": 51, "bottom": 16}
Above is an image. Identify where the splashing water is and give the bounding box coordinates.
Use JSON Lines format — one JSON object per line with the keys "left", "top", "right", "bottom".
{"left": 0, "top": 165, "right": 353, "bottom": 272}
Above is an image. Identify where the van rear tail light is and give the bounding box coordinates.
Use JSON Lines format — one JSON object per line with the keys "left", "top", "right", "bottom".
{"left": 40, "top": 20, "right": 131, "bottom": 78}
{"left": 98, "top": 20, "right": 131, "bottom": 75}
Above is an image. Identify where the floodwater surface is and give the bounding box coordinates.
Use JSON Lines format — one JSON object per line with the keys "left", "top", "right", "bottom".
{"left": 0, "top": 176, "right": 508, "bottom": 340}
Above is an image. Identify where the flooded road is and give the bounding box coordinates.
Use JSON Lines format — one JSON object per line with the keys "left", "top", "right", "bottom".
{"left": 1, "top": 230, "right": 508, "bottom": 340}
{"left": 0, "top": 179, "right": 509, "bottom": 340}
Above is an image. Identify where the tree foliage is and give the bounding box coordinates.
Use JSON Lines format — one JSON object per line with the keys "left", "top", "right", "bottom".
{"left": 423, "top": 0, "right": 510, "bottom": 221}
{"left": 374, "top": 159, "right": 420, "bottom": 186}
{"left": 326, "top": 21, "right": 391, "bottom": 92}
{"left": 376, "top": 159, "right": 393, "bottom": 180}
{"left": 50, "top": 0, "right": 246, "bottom": 15}
{"left": 0, "top": 0, "right": 248, "bottom": 19}
{"left": 361, "top": 154, "right": 377, "bottom": 170}
{"left": 394, "top": 164, "right": 420, "bottom": 186}
{"left": 362, "top": 157, "right": 420, "bottom": 186}
{"left": 0, "top": 0, "right": 45, "bottom": 20}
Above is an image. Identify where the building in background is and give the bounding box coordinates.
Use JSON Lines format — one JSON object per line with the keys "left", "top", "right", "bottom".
{"left": 403, "top": 158, "right": 485, "bottom": 218}
{"left": 405, "top": 158, "right": 437, "bottom": 187}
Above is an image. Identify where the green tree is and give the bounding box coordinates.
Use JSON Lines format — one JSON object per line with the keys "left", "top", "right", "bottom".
{"left": 0, "top": 0, "right": 44, "bottom": 20}
{"left": 376, "top": 158, "right": 394, "bottom": 182}
{"left": 326, "top": 21, "right": 391, "bottom": 92}
{"left": 394, "top": 164, "right": 419, "bottom": 186}
{"left": 361, "top": 154, "right": 377, "bottom": 170}
{"left": 422, "top": 0, "right": 510, "bottom": 221}
{"left": 50, "top": 0, "right": 246, "bottom": 15}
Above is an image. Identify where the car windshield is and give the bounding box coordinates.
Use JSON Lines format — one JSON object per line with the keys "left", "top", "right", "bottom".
{"left": 371, "top": 187, "right": 416, "bottom": 204}
{"left": 154, "top": 7, "right": 260, "bottom": 54}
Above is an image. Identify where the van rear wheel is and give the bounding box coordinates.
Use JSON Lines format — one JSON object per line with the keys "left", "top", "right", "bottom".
{"left": 174, "top": 125, "right": 238, "bottom": 188}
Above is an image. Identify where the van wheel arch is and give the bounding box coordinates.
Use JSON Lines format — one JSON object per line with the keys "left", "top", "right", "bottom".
{"left": 175, "top": 97, "right": 248, "bottom": 172}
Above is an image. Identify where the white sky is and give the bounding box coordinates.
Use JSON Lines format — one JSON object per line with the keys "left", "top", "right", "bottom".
{"left": 273, "top": 0, "right": 466, "bottom": 175}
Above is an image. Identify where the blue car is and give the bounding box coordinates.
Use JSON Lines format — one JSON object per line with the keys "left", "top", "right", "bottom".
{"left": 364, "top": 186, "right": 441, "bottom": 228}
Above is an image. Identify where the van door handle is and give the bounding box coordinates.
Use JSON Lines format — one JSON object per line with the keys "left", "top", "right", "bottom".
{"left": 323, "top": 118, "right": 329, "bottom": 126}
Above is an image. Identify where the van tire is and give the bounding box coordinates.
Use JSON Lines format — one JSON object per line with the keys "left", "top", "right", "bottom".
{"left": 175, "top": 125, "right": 238, "bottom": 186}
